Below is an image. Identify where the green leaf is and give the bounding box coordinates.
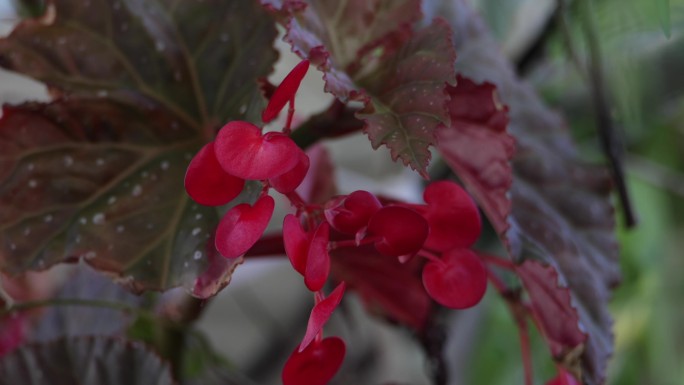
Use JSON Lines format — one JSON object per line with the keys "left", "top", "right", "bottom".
{"left": 0, "top": 336, "right": 174, "bottom": 385}
{"left": 0, "top": 0, "right": 278, "bottom": 295}
{"left": 278, "top": 0, "right": 454, "bottom": 177}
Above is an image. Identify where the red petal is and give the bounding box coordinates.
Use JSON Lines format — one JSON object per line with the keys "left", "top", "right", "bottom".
{"left": 215, "top": 121, "right": 300, "bottom": 180}
{"left": 299, "top": 282, "right": 346, "bottom": 352}
{"left": 283, "top": 214, "right": 309, "bottom": 275}
{"left": 215, "top": 195, "right": 274, "bottom": 258}
{"left": 323, "top": 190, "right": 382, "bottom": 234}
{"left": 367, "top": 206, "right": 428, "bottom": 257}
{"left": 422, "top": 181, "right": 481, "bottom": 251}
{"left": 184, "top": 141, "right": 245, "bottom": 206}
{"left": 262, "top": 60, "right": 310, "bottom": 123}
{"left": 270, "top": 149, "right": 310, "bottom": 193}
{"left": 282, "top": 336, "right": 345, "bottom": 385}
{"left": 422, "top": 249, "right": 487, "bottom": 309}
{"left": 305, "top": 222, "right": 331, "bottom": 292}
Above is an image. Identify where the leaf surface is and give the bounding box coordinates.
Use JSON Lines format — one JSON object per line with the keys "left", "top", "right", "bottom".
{"left": 431, "top": 2, "right": 619, "bottom": 383}
{"left": 0, "top": 0, "right": 277, "bottom": 295}
{"left": 0, "top": 336, "right": 174, "bottom": 385}
{"left": 279, "top": 0, "right": 454, "bottom": 176}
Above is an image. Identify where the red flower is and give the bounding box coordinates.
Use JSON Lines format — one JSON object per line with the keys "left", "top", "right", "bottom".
{"left": 215, "top": 195, "right": 274, "bottom": 258}
{"left": 282, "top": 336, "right": 345, "bottom": 385}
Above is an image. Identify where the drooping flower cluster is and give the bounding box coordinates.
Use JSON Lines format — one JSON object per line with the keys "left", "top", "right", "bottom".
{"left": 184, "top": 60, "right": 488, "bottom": 385}
{"left": 184, "top": 60, "right": 311, "bottom": 259}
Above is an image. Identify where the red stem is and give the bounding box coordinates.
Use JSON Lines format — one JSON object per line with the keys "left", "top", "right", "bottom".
{"left": 487, "top": 267, "right": 534, "bottom": 385}
{"left": 518, "top": 317, "right": 534, "bottom": 385}
{"left": 417, "top": 249, "right": 442, "bottom": 264}
{"left": 479, "top": 253, "right": 516, "bottom": 270}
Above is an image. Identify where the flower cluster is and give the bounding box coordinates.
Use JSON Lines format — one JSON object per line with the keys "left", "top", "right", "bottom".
{"left": 184, "top": 60, "right": 488, "bottom": 385}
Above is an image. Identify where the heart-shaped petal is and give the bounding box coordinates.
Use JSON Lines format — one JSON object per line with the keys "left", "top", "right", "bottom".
{"left": 283, "top": 214, "right": 309, "bottom": 275}
{"left": 305, "top": 222, "right": 331, "bottom": 292}
{"left": 324, "top": 190, "right": 382, "bottom": 235}
{"left": 215, "top": 121, "right": 300, "bottom": 180}
{"left": 299, "top": 282, "right": 346, "bottom": 352}
{"left": 282, "top": 336, "right": 345, "bottom": 385}
{"left": 184, "top": 141, "right": 245, "bottom": 206}
{"left": 270, "top": 149, "right": 310, "bottom": 193}
{"left": 422, "top": 181, "right": 481, "bottom": 251}
{"left": 367, "top": 206, "right": 428, "bottom": 257}
{"left": 422, "top": 249, "right": 487, "bottom": 309}
{"left": 262, "top": 60, "right": 310, "bottom": 123}
{"left": 215, "top": 195, "right": 274, "bottom": 258}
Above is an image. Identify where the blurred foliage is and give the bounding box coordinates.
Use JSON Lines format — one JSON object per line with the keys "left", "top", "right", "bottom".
{"left": 466, "top": 0, "right": 684, "bottom": 384}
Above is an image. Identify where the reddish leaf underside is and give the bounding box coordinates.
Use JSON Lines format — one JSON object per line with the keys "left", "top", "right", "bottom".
{"left": 330, "top": 245, "right": 430, "bottom": 330}
{"left": 0, "top": 0, "right": 278, "bottom": 295}
{"left": 517, "top": 261, "right": 587, "bottom": 375}
{"left": 433, "top": 2, "right": 619, "bottom": 383}
{"left": 279, "top": 0, "right": 455, "bottom": 176}
{"left": 437, "top": 76, "right": 513, "bottom": 237}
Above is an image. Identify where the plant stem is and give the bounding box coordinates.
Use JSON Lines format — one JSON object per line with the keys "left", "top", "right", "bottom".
{"left": 420, "top": 309, "right": 448, "bottom": 385}
{"left": 581, "top": 0, "right": 637, "bottom": 228}
{"left": 290, "top": 100, "right": 363, "bottom": 150}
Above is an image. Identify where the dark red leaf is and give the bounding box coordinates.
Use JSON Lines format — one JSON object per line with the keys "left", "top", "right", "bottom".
{"left": 184, "top": 141, "right": 245, "bottom": 206}
{"left": 367, "top": 206, "right": 428, "bottom": 257}
{"left": 422, "top": 248, "right": 486, "bottom": 309}
{"left": 299, "top": 282, "right": 346, "bottom": 352}
{"left": 192, "top": 233, "right": 244, "bottom": 299}
{"left": 0, "top": 0, "right": 278, "bottom": 295}
{"left": 0, "top": 101, "right": 240, "bottom": 296}
{"left": 282, "top": 336, "right": 345, "bottom": 385}
{"left": 305, "top": 222, "right": 331, "bottom": 292}
{"left": 324, "top": 190, "right": 382, "bottom": 235}
{"left": 262, "top": 60, "right": 310, "bottom": 123}
{"left": 517, "top": 261, "right": 587, "bottom": 360}
{"left": 433, "top": 2, "right": 619, "bottom": 382}
{"left": 215, "top": 195, "right": 275, "bottom": 259}
{"left": 280, "top": 1, "right": 455, "bottom": 176}
{"left": 215, "top": 121, "right": 300, "bottom": 180}
{"left": 331, "top": 245, "right": 430, "bottom": 330}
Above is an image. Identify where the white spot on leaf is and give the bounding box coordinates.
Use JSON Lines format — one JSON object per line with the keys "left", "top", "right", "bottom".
{"left": 92, "top": 213, "right": 105, "bottom": 224}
